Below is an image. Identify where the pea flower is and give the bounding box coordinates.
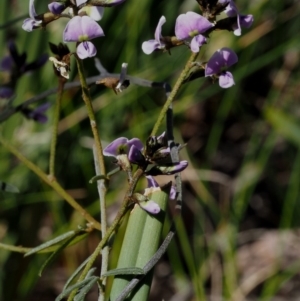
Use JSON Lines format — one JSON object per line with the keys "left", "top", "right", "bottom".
{"left": 142, "top": 16, "right": 166, "bottom": 55}
{"left": 221, "top": 0, "right": 253, "bottom": 36}
{"left": 205, "top": 47, "right": 238, "bottom": 88}
{"left": 22, "top": 0, "right": 43, "bottom": 32}
{"left": 175, "top": 12, "right": 214, "bottom": 53}
{"left": 63, "top": 16, "right": 104, "bottom": 59}
{"left": 104, "top": 137, "right": 143, "bottom": 161}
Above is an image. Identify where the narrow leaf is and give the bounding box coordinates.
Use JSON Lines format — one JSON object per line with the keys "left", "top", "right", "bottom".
{"left": 63, "top": 255, "right": 93, "bottom": 291}
{"left": 55, "top": 277, "right": 97, "bottom": 301}
{"left": 38, "top": 235, "right": 77, "bottom": 276}
{"left": 25, "top": 231, "right": 76, "bottom": 257}
{"left": 103, "top": 267, "right": 145, "bottom": 277}
{"left": 74, "top": 277, "right": 98, "bottom": 301}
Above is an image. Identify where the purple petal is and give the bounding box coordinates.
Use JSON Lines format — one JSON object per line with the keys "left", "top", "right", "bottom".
{"left": 127, "top": 138, "right": 143, "bottom": 151}
{"left": 190, "top": 35, "right": 206, "bottom": 53}
{"left": 80, "top": 6, "right": 104, "bottom": 21}
{"left": 128, "top": 145, "right": 144, "bottom": 164}
{"left": 205, "top": 50, "right": 223, "bottom": 75}
{"left": 0, "top": 56, "right": 14, "bottom": 71}
{"left": 240, "top": 14, "right": 254, "bottom": 28}
{"left": 0, "top": 87, "right": 14, "bottom": 99}
{"left": 76, "top": 41, "right": 97, "bottom": 59}
{"left": 224, "top": 0, "right": 238, "bottom": 17}
{"left": 29, "top": 0, "right": 38, "bottom": 19}
{"left": 142, "top": 40, "right": 161, "bottom": 55}
{"left": 205, "top": 48, "right": 238, "bottom": 76}
{"left": 22, "top": 18, "right": 42, "bottom": 32}
{"left": 154, "top": 16, "right": 166, "bottom": 43}
{"left": 81, "top": 16, "right": 104, "bottom": 40}
{"left": 48, "top": 2, "right": 65, "bottom": 15}
{"left": 63, "top": 16, "right": 83, "bottom": 41}
{"left": 169, "top": 185, "right": 176, "bottom": 200}
{"left": 175, "top": 12, "right": 213, "bottom": 40}
{"left": 139, "top": 200, "right": 160, "bottom": 214}
{"left": 146, "top": 175, "right": 159, "bottom": 188}
{"left": 219, "top": 71, "right": 235, "bottom": 88}
{"left": 103, "top": 137, "right": 129, "bottom": 157}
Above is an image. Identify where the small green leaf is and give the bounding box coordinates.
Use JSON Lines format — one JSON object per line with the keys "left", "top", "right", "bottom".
{"left": 0, "top": 181, "right": 19, "bottom": 193}
{"left": 55, "top": 277, "right": 97, "bottom": 301}
{"left": 103, "top": 267, "right": 145, "bottom": 277}
{"left": 74, "top": 277, "right": 98, "bottom": 301}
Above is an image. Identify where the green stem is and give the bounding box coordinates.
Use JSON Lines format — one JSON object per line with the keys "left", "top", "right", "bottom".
{"left": 0, "top": 135, "right": 101, "bottom": 231}
{"left": 151, "top": 52, "right": 198, "bottom": 136}
{"left": 67, "top": 168, "right": 144, "bottom": 301}
{"left": 49, "top": 80, "right": 64, "bottom": 178}
{"left": 93, "top": 147, "right": 108, "bottom": 301}
{"left": 75, "top": 55, "right": 106, "bottom": 176}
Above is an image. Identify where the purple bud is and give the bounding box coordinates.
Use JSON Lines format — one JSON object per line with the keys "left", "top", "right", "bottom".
{"left": 128, "top": 144, "right": 145, "bottom": 165}
{"left": 224, "top": 0, "right": 253, "bottom": 36}
{"left": 48, "top": 2, "right": 65, "bottom": 15}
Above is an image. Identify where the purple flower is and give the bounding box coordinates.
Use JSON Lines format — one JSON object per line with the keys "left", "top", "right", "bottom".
{"left": 22, "top": 103, "right": 51, "bottom": 123}
{"left": 223, "top": 0, "right": 253, "bottom": 36}
{"left": 142, "top": 16, "right": 166, "bottom": 55}
{"left": 175, "top": 12, "right": 214, "bottom": 53}
{"left": 63, "top": 16, "right": 104, "bottom": 59}
{"left": 48, "top": 2, "right": 65, "bottom": 15}
{"left": 205, "top": 47, "right": 238, "bottom": 88}
{"left": 104, "top": 137, "right": 143, "bottom": 158}
{"left": 22, "top": 0, "right": 43, "bottom": 32}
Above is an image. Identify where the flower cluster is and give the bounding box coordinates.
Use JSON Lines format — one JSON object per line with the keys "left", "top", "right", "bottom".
{"left": 103, "top": 133, "right": 186, "bottom": 214}
{"left": 22, "top": 0, "right": 125, "bottom": 59}
{"left": 142, "top": 0, "right": 253, "bottom": 88}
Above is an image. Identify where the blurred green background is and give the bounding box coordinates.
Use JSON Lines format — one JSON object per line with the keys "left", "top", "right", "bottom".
{"left": 1, "top": 0, "right": 300, "bottom": 300}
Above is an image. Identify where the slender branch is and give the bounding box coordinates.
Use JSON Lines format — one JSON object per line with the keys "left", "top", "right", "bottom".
{"left": 151, "top": 51, "right": 199, "bottom": 136}
{"left": 49, "top": 79, "right": 65, "bottom": 178}
{"left": 0, "top": 135, "right": 101, "bottom": 231}
{"left": 75, "top": 55, "right": 106, "bottom": 177}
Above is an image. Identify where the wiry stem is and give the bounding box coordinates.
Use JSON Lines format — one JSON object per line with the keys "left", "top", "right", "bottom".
{"left": 151, "top": 52, "right": 198, "bottom": 136}
{"left": 49, "top": 79, "right": 65, "bottom": 178}
{"left": 75, "top": 55, "right": 106, "bottom": 177}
